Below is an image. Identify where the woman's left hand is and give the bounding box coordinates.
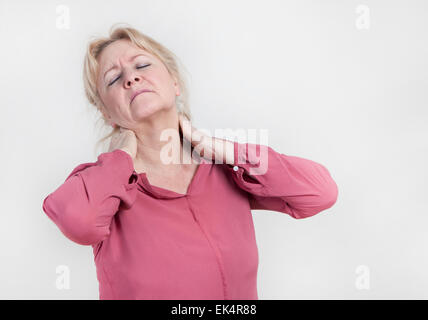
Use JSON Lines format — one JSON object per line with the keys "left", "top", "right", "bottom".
{"left": 178, "top": 113, "right": 234, "bottom": 165}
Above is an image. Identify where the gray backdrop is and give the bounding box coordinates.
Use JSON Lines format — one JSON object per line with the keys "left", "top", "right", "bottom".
{"left": 0, "top": 0, "right": 427, "bottom": 299}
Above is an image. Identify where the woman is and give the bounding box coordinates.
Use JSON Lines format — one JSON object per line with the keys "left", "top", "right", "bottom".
{"left": 42, "top": 24, "right": 339, "bottom": 300}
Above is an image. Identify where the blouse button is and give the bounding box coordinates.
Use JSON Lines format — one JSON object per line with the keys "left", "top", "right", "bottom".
{"left": 233, "top": 166, "right": 239, "bottom": 171}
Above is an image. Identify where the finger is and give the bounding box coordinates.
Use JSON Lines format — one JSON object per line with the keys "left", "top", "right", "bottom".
{"left": 179, "top": 116, "right": 192, "bottom": 141}
{"left": 179, "top": 114, "right": 193, "bottom": 132}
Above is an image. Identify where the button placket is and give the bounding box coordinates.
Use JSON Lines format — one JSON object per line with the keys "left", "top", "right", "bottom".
{"left": 185, "top": 196, "right": 228, "bottom": 299}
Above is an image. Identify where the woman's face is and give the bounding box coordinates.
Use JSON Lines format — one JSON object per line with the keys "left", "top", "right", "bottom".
{"left": 96, "top": 39, "right": 180, "bottom": 129}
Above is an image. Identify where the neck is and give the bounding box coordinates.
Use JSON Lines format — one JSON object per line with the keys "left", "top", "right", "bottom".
{"left": 132, "top": 108, "right": 193, "bottom": 173}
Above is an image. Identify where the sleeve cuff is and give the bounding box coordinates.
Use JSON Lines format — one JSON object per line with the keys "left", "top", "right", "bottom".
{"left": 96, "top": 149, "right": 137, "bottom": 185}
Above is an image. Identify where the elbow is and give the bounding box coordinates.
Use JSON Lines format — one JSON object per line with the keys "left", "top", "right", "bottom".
{"left": 314, "top": 179, "right": 339, "bottom": 214}
{"left": 315, "top": 163, "right": 339, "bottom": 212}
{"left": 42, "top": 195, "right": 108, "bottom": 246}
{"left": 291, "top": 181, "right": 339, "bottom": 219}
{"left": 321, "top": 179, "right": 339, "bottom": 210}
{"left": 59, "top": 201, "right": 109, "bottom": 246}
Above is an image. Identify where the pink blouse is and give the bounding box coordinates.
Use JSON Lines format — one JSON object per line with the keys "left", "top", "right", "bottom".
{"left": 42, "top": 141, "right": 338, "bottom": 300}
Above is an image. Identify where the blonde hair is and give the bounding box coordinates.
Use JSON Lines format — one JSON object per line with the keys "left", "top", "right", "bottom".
{"left": 82, "top": 23, "right": 192, "bottom": 153}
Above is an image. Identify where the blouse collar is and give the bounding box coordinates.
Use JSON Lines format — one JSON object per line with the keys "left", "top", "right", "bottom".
{"left": 135, "top": 156, "right": 209, "bottom": 199}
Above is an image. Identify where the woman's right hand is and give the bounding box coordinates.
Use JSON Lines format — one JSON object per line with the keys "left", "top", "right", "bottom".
{"left": 108, "top": 127, "right": 138, "bottom": 161}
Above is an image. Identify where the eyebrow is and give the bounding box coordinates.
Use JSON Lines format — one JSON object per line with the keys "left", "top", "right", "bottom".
{"left": 103, "top": 53, "right": 148, "bottom": 81}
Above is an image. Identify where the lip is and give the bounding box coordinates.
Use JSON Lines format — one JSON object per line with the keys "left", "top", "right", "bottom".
{"left": 131, "top": 89, "right": 153, "bottom": 103}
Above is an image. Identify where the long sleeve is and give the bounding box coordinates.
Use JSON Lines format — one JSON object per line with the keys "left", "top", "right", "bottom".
{"left": 226, "top": 141, "right": 338, "bottom": 219}
{"left": 42, "top": 149, "right": 139, "bottom": 246}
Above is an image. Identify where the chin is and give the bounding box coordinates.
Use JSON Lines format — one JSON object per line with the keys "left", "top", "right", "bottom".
{"left": 131, "top": 101, "right": 169, "bottom": 119}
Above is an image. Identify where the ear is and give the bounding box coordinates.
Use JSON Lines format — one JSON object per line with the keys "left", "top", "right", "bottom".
{"left": 173, "top": 76, "right": 180, "bottom": 96}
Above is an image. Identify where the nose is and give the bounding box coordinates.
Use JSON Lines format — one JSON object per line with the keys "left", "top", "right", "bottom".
{"left": 124, "top": 73, "right": 142, "bottom": 88}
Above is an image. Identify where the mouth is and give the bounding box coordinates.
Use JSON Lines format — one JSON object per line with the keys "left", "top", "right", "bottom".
{"left": 131, "top": 90, "right": 152, "bottom": 103}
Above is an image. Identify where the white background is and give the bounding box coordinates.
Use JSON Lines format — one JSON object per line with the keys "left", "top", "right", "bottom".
{"left": 0, "top": 0, "right": 427, "bottom": 299}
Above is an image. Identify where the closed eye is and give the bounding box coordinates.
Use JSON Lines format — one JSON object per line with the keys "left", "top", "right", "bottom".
{"left": 108, "top": 64, "right": 151, "bottom": 86}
